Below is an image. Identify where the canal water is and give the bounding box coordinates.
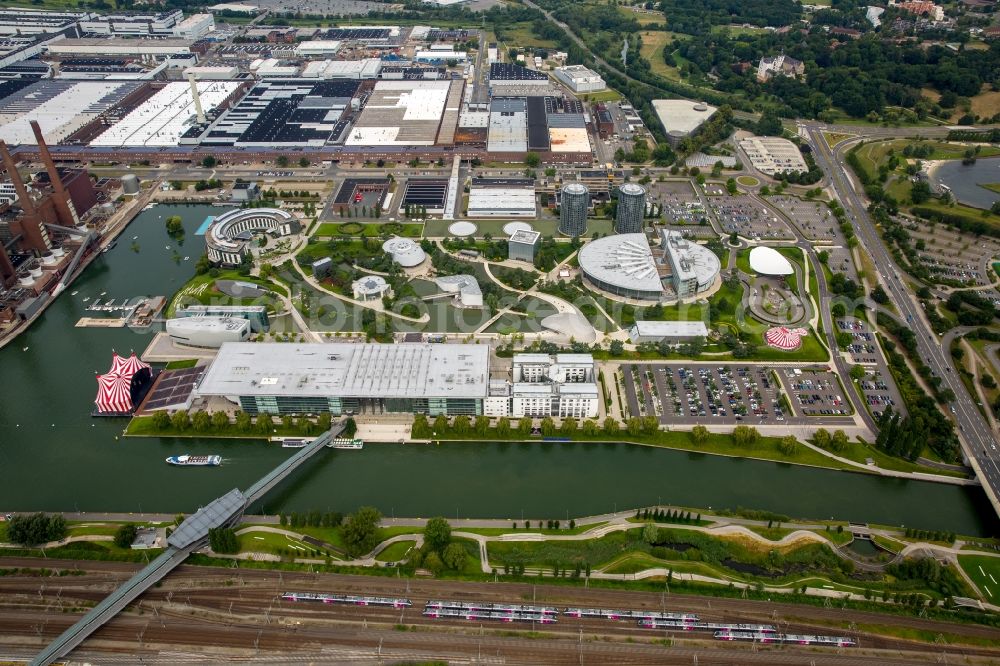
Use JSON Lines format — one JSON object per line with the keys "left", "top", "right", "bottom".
{"left": 0, "top": 205, "right": 996, "bottom": 536}
{"left": 930, "top": 157, "right": 1000, "bottom": 209}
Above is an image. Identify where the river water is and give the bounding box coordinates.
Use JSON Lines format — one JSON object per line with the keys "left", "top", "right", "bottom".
{"left": 930, "top": 157, "right": 1000, "bottom": 209}
{"left": 0, "top": 205, "right": 996, "bottom": 536}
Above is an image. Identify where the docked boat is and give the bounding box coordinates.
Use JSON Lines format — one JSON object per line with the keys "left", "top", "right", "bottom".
{"left": 166, "top": 454, "right": 221, "bottom": 466}
{"left": 328, "top": 438, "right": 363, "bottom": 450}
{"left": 280, "top": 438, "right": 308, "bottom": 448}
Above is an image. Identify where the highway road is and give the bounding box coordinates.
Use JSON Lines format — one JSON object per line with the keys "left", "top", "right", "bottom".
{"left": 807, "top": 125, "right": 1000, "bottom": 516}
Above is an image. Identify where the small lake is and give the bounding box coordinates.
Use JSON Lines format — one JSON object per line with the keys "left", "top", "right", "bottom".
{"left": 930, "top": 157, "right": 1000, "bottom": 209}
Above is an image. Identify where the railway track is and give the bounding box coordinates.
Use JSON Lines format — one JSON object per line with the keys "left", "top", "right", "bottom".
{"left": 1, "top": 558, "right": 997, "bottom": 664}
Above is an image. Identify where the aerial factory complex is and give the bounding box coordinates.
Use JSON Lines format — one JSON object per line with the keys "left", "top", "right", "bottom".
{"left": 1, "top": 2, "right": 1000, "bottom": 665}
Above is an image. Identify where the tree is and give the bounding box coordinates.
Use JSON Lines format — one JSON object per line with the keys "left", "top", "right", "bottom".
{"left": 298, "top": 157, "right": 310, "bottom": 168}
{"left": 201, "top": 156, "right": 217, "bottom": 168}
{"left": 257, "top": 413, "right": 274, "bottom": 434}
{"left": 870, "top": 285, "right": 889, "bottom": 305}
{"left": 192, "top": 410, "right": 211, "bottom": 432}
{"left": 442, "top": 542, "right": 467, "bottom": 570}
{"left": 517, "top": 417, "right": 533, "bottom": 436}
{"left": 452, "top": 415, "right": 471, "bottom": 434}
{"left": 731, "top": 425, "right": 759, "bottom": 447}
{"left": 343, "top": 506, "right": 382, "bottom": 557}
{"left": 113, "top": 523, "right": 138, "bottom": 549}
{"left": 208, "top": 527, "right": 239, "bottom": 554}
{"left": 609, "top": 340, "right": 625, "bottom": 356}
{"left": 525, "top": 152, "right": 540, "bottom": 168}
{"left": 560, "top": 417, "right": 578, "bottom": 435}
{"left": 212, "top": 411, "right": 230, "bottom": 429}
{"left": 831, "top": 302, "right": 846, "bottom": 318}
{"left": 603, "top": 417, "right": 620, "bottom": 434}
{"left": 726, "top": 178, "right": 737, "bottom": 195}
{"left": 813, "top": 428, "right": 831, "bottom": 449}
{"left": 5, "top": 513, "right": 67, "bottom": 545}
{"left": 276, "top": 155, "right": 289, "bottom": 168}
{"left": 235, "top": 411, "right": 252, "bottom": 432}
{"left": 778, "top": 435, "right": 798, "bottom": 456}
{"left": 424, "top": 517, "right": 452, "bottom": 552}
{"left": 691, "top": 424, "right": 709, "bottom": 443}
{"left": 151, "top": 410, "right": 171, "bottom": 430}
{"left": 830, "top": 429, "right": 850, "bottom": 452}
{"left": 496, "top": 417, "right": 511, "bottom": 437}
{"left": 170, "top": 410, "right": 190, "bottom": 431}
{"left": 849, "top": 364, "right": 865, "bottom": 380}
{"left": 423, "top": 550, "right": 444, "bottom": 573}
{"left": 433, "top": 414, "right": 450, "bottom": 434}
{"left": 540, "top": 417, "right": 555, "bottom": 436}
{"left": 642, "top": 523, "right": 659, "bottom": 544}
{"left": 626, "top": 417, "right": 643, "bottom": 436}
{"left": 474, "top": 415, "right": 490, "bottom": 435}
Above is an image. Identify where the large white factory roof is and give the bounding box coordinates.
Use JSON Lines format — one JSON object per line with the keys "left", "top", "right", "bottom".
{"left": 549, "top": 127, "right": 590, "bottom": 153}
{"left": 651, "top": 99, "right": 717, "bottom": 138}
{"left": 577, "top": 233, "right": 663, "bottom": 294}
{"left": 467, "top": 187, "right": 535, "bottom": 216}
{"left": 748, "top": 246, "right": 794, "bottom": 276}
{"left": 630, "top": 320, "right": 709, "bottom": 338}
{"left": 347, "top": 79, "right": 451, "bottom": 146}
{"left": 91, "top": 81, "right": 242, "bottom": 147}
{"left": 301, "top": 58, "right": 381, "bottom": 79}
{"left": 0, "top": 80, "right": 141, "bottom": 144}
{"left": 195, "top": 342, "right": 490, "bottom": 399}
{"left": 296, "top": 40, "right": 342, "bottom": 56}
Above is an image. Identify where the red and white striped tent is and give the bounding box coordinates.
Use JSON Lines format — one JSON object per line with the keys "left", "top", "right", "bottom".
{"left": 94, "top": 352, "right": 152, "bottom": 414}
{"left": 764, "top": 326, "right": 808, "bottom": 351}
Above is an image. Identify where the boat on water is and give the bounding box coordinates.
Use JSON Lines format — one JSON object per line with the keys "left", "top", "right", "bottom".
{"left": 328, "top": 438, "right": 363, "bottom": 450}
{"left": 281, "top": 438, "right": 308, "bottom": 448}
{"left": 166, "top": 454, "right": 222, "bottom": 466}
{"left": 102, "top": 242, "right": 117, "bottom": 254}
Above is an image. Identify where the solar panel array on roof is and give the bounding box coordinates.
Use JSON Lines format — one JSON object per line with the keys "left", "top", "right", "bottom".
{"left": 324, "top": 27, "right": 389, "bottom": 40}
{"left": 490, "top": 62, "right": 548, "bottom": 81}
{"left": 403, "top": 180, "right": 448, "bottom": 208}
{"left": 143, "top": 366, "right": 203, "bottom": 411}
{"left": 546, "top": 113, "right": 586, "bottom": 128}
{"left": 0, "top": 78, "right": 33, "bottom": 104}
{"left": 526, "top": 96, "right": 549, "bottom": 151}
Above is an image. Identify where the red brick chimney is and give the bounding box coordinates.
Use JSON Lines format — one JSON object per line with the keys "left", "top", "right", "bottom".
{"left": 0, "top": 241, "right": 14, "bottom": 285}
{"left": 31, "top": 120, "right": 79, "bottom": 227}
{"left": 0, "top": 141, "right": 49, "bottom": 253}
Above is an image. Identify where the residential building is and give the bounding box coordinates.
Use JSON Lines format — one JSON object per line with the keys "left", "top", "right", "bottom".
{"left": 756, "top": 55, "right": 804, "bottom": 82}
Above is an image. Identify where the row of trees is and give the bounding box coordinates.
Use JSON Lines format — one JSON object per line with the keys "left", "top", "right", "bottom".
{"left": 4, "top": 513, "right": 67, "bottom": 546}
{"left": 149, "top": 409, "right": 333, "bottom": 435}
{"left": 208, "top": 527, "right": 239, "bottom": 554}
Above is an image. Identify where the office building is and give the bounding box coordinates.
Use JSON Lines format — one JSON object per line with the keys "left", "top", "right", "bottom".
{"left": 166, "top": 316, "right": 250, "bottom": 348}
{"left": 553, "top": 65, "right": 606, "bottom": 93}
{"left": 628, "top": 320, "right": 709, "bottom": 344}
{"left": 615, "top": 183, "right": 646, "bottom": 234}
{"left": 174, "top": 304, "right": 269, "bottom": 332}
{"left": 508, "top": 229, "right": 540, "bottom": 263}
{"left": 193, "top": 342, "right": 490, "bottom": 416}
{"left": 559, "top": 182, "right": 589, "bottom": 237}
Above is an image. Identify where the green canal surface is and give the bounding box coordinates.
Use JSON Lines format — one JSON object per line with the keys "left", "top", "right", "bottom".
{"left": 0, "top": 205, "right": 997, "bottom": 536}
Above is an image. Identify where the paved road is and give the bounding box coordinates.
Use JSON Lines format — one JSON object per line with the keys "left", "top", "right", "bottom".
{"left": 806, "top": 125, "right": 1000, "bottom": 516}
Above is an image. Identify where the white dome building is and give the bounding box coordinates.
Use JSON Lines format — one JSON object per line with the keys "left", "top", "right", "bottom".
{"left": 748, "top": 246, "right": 794, "bottom": 276}
{"left": 382, "top": 236, "right": 426, "bottom": 267}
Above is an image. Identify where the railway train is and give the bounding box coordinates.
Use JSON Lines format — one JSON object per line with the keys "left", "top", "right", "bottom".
{"left": 280, "top": 592, "right": 411, "bottom": 608}
{"left": 423, "top": 607, "right": 557, "bottom": 624}
{"left": 426, "top": 600, "right": 558, "bottom": 615}
{"left": 564, "top": 608, "right": 699, "bottom": 621}
{"left": 638, "top": 619, "right": 776, "bottom": 632}
{"left": 714, "top": 630, "right": 857, "bottom": 646}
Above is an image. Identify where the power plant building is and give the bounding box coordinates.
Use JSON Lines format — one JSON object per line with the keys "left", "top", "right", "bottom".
{"left": 193, "top": 342, "right": 491, "bottom": 416}
{"left": 559, "top": 182, "right": 589, "bottom": 237}
{"left": 615, "top": 183, "right": 646, "bottom": 234}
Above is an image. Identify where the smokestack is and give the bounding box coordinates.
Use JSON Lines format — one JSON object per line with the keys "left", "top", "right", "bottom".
{"left": 188, "top": 74, "right": 206, "bottom": 124}
{"left": 0, "top": 141, "right": 48, "bottom": 253}
{"left": 30, "top": 120, "right": 79, "bottom": 227}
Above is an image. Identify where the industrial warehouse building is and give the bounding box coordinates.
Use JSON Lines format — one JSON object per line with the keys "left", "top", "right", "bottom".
{"left": 628, "top": 320, "right": 709, "bottom": 344}
{"left": 466, "top": 178, "right": 535, "bottom": 217}
{"left": 193, "top": 342, "right": 491, "bottom": 416}
{"left": 553, "top": 65, "right": 605, "bottom": 93}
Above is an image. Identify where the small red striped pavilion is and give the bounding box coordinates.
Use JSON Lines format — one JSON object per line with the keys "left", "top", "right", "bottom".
{"left": 94, "top": 352, "right": 152, "bottom": 415}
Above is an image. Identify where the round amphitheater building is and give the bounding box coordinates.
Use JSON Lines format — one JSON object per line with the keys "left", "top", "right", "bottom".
{"left": 206, "top": 208, "right": 300, "bottom": 266}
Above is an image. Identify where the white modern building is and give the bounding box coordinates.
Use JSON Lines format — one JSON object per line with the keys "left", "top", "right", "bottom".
{"left": 748, "top": 246, "right": 795, "bottom": 276}
{"left": 79, "top": 10, "right": 183, "bottom": 36}
{"left": 204, "top": 208, "right": 300, "bottom": 265}
{"left": 485, "top": 353, "right": 600, "bottom": 419}
{"left": 383, "top": 236, "right": 426, "bottom": 267}
{"left": 296, "top": 40, "right": 342, "bottom": 57}
{"left": 352, "top": 275, "right": 392, "bottom": 301}
{"left": 467, "top": 179, "right": 535, "bottom": 217}
{"left": 628, "top": 320, "right": 709, "bottom": 344}
{"left": 192, "top": 342, "right": 491, "bottom": 416}
{"left": 433, "top": 274, "right": 483, "bottom": 307}
{"left": 553, "top": 65, "right": 606, "bottom": 93}
{"left": 173, "top": 13, "right": 214, "bottom": 39}
{"left": 166, "top": 316, "right": 250, "bottom": 348}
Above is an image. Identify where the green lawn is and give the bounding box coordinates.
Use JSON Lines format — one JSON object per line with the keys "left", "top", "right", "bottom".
{"left": 313, "top": 222, "right": 423, "bottom": 238}
{"left": 164, "top": 359, "right": 198, "bottom": 370}
{"left": 980, "top": 183, "right": 1000, "bottom": 195}
{"left": 958, "top": 555, "right": 1000, "bottom": 602}
{"left": 166, "top": 268, "right": 286, "bottom": 317}
{"left": 376, "top": 540, "right": 416, "bottom": 562}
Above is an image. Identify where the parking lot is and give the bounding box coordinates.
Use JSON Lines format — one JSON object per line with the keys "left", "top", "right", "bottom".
{"left": 905, "top": 223, "right": 1000, "bottom": 286}
{"left": 706, "top": 194, "right": 794, "bottom": 241}
{"left": 621, "top": 363, "right": 856, "bottom": 426}
{"left": 836, "top": 317, "right": 906, "bottom": 420}
{"left": 766, "top": 195, "right": 848, "bottom": 245}
{"left": 775, "top": 368, "right": 853, "bottom": 418}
